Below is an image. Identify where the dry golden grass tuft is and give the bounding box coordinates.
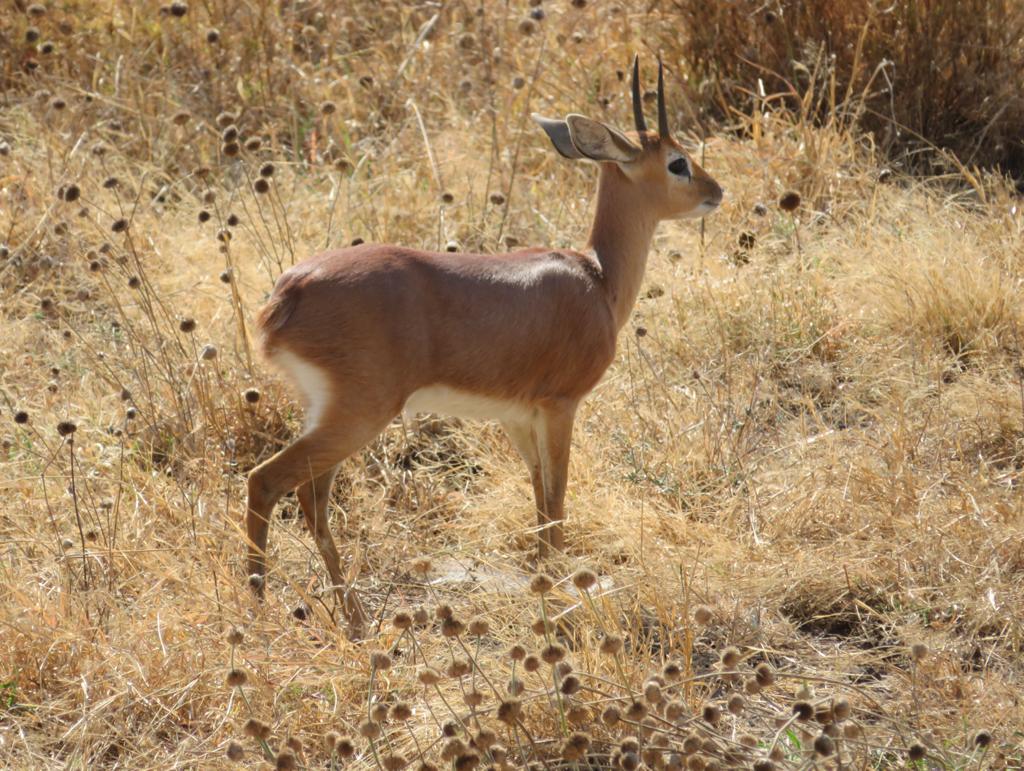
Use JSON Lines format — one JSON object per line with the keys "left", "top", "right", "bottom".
{"left": 2, "top": 1, "right": 1023, "bottom": 768}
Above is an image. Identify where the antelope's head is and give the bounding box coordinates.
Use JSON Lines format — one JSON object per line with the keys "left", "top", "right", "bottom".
{"left": 533, "top": 55, "right": 723, "bottom": 221}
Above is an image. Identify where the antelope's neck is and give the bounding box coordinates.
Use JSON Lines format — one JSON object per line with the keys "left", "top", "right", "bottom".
{"left": 586, "top": 163, "right": 658, "bottom": 331}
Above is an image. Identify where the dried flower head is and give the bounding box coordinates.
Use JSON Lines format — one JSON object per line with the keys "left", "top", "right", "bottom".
{"left": 509, "top": 644, "right": 526, "bottom": 661}
{"left": 417, "top": 666, "right": 441, "bottom": 686}
{"left": 225, "top": 627, "right": 244, "bottom": 645}
{"left": 472, "top": 728, "right": 497, "bottom": 751}
{"left": 727, "top": 694, "right": 745, "bottom": 715}
{"left": 531, "top": 617, "right": 554, "bottom": 636}
{"left": 390, "top": 702, "right": 412, "bottom": 721}
{"left": 561, "top": 731, "right": 591, "bottom": 761}
{"left": 600, "top": 634, "right": 623, "bottom": 655}
{"left": 571, "top": 568, "right": 598, "bottom": 591}
{"left": 392, "top": 610, "right": 413, "bottom": 630}
{"left": 496, "top": 699, "right": 521, "bottom": 724}
{"left": 702, "top": 703, "right": 721, "bottom": 725}
{"left": 693, "top": 605, "right": 713, "bottom": 624}
{"left": 560, "top": 674, "right": 581, "bottom": 695}
{"left": 644, "top": 680, "right": 663, "bottom": 704}
{"left": 441, "top": 617, "right": 466, "bottom": 638}
{"left": 370, "top": 651, "right": 392, "bottom": 670}
{"left": 625, "top": 700, "right": 648, "bottom": 721}
{"left": 754, "top": 662, "right": 775, "bottom": 686}
{"left": 225, "top": 740, "right": 244, "bottom": 761}
{"left": 243, "top": 718, "right": 271, "bottom": 740}
{"left": 529, "top": 573, "right": 554, "bottom": 594}
{"left": 974, "top": 730, "right": 992, "bottom": 748}
{"left": 601, "top": 705, "right": 621, "bottom": 726}
{"left": 178, "top": 317, "right": 197, "bottom": 333}
{"left": 446, "top": 658, "right": 471, "bottom": 678}
{"left": 792, "top": 701, "right": 814, "bottom": 721}
{"left": 518, "top": 17, "right": 537, "bottom": 35}
{"left": 243, "top": 388, "right": 261, "bottom": 404}
{"left": 336, "top": 736, "right": 355, "bottom": 757}
{"left": 620, "top": 751, "right": 640, "bottom": 770}
{"left": 720, "top": 646, "right": 741, "bottom": 668}
{"left": 540, "top": 643, "right": 566, "bottom": 665}
{"left": 813, "top": 733, "right": 835, "bottom": 757}
{"left": 441, "top": 738, "right": 466, "bottom": 760}
{"left": 665, "top": 700, "right": 685, "bottom": 721}
{"left": 358, "top": 719, "right": 381, "bottom": 739}
{"left": 468, "top": 617, "right": 489, "bottom": 636}
{"left": 908, "top": 742, "right": 926, "bottom": 761}
{"left": 833, "top": 697, "right": 851, "bottom": 721}
{"left": 56, "top": 420, "right": 77, "bottom": 437}
{"left": 663, "top": 660, "right": 682, "bottom": 681}
{"left": 225, "top": 668, "right": 247, "bottom": 687}
{"left": 779, "top": 191, "right": 801, "bottom": 212}
{"left": 911, "top": 642, "right": 929, "bottom": 661}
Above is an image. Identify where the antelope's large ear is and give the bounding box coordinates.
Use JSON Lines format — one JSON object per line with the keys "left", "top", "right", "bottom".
{"left": 565, "top": 114, "right": 642, "bottom": 163}
{"left": 532, "top": 114, "right": 586, "bottom": 160}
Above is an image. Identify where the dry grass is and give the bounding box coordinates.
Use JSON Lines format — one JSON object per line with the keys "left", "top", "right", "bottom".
{"left": 2, "top": 1, "right": 1024, "bottom": 769}
{"left": 676, "top": 0, "right": 1024, "bottom": 178}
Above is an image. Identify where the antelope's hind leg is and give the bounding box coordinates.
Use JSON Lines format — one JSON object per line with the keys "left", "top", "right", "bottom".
{"left": 295, "top": 465, "right": 370, "bottom": 635}
{"left": 245, "top": 405, "right": 395, "bottom": 633}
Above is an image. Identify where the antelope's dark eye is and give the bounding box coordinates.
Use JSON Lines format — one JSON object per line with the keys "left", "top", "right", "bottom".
{"left": 668, "top": 157, "right": 690, "bottom": 177}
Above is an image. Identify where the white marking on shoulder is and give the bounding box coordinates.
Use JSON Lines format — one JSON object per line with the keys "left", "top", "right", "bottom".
{"left": 404, "top": 385, "right": 534, "bottom": 424}
{"left": 269, "top": 349, "right": 332, "bottom": 433}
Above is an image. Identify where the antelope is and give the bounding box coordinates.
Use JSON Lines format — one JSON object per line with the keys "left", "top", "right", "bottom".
{"left": 246, "top": 56, "right": 723, "bottom": 634}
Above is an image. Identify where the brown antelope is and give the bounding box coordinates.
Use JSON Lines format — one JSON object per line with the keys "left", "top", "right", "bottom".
{"left": 246, "top": 56, "right": 723, "bottom": 633}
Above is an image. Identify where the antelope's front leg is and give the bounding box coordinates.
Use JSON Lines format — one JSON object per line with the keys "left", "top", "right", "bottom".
{"left": 535, "top": 401, "right": 578, "bottom": 556}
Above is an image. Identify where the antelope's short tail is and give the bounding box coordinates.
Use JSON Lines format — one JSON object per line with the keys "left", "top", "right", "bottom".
{"left": 255, "top": 271, "right": 304, "bottom": 351}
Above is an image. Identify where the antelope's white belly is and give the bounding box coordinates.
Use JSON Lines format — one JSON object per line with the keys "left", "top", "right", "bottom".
{"left": 404, "top": 385, "right": 534, "bottom": 425}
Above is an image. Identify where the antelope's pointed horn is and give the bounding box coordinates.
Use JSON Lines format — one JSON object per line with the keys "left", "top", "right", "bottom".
{"left": 631, "top": 54, "right": 647, "bottom": 135}
{"left": 657, "top": 57, "right": 670, "bottom": 138}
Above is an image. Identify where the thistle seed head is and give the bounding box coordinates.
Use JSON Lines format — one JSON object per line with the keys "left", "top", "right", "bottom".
{"left": 529, "top": 573, "right": 554, "bottom": 594}
{"left": 225, "top": 740, "right": 244, "bottom": 761}
{"left": 779, "top": 191, "right": 801, "bottom": 212}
